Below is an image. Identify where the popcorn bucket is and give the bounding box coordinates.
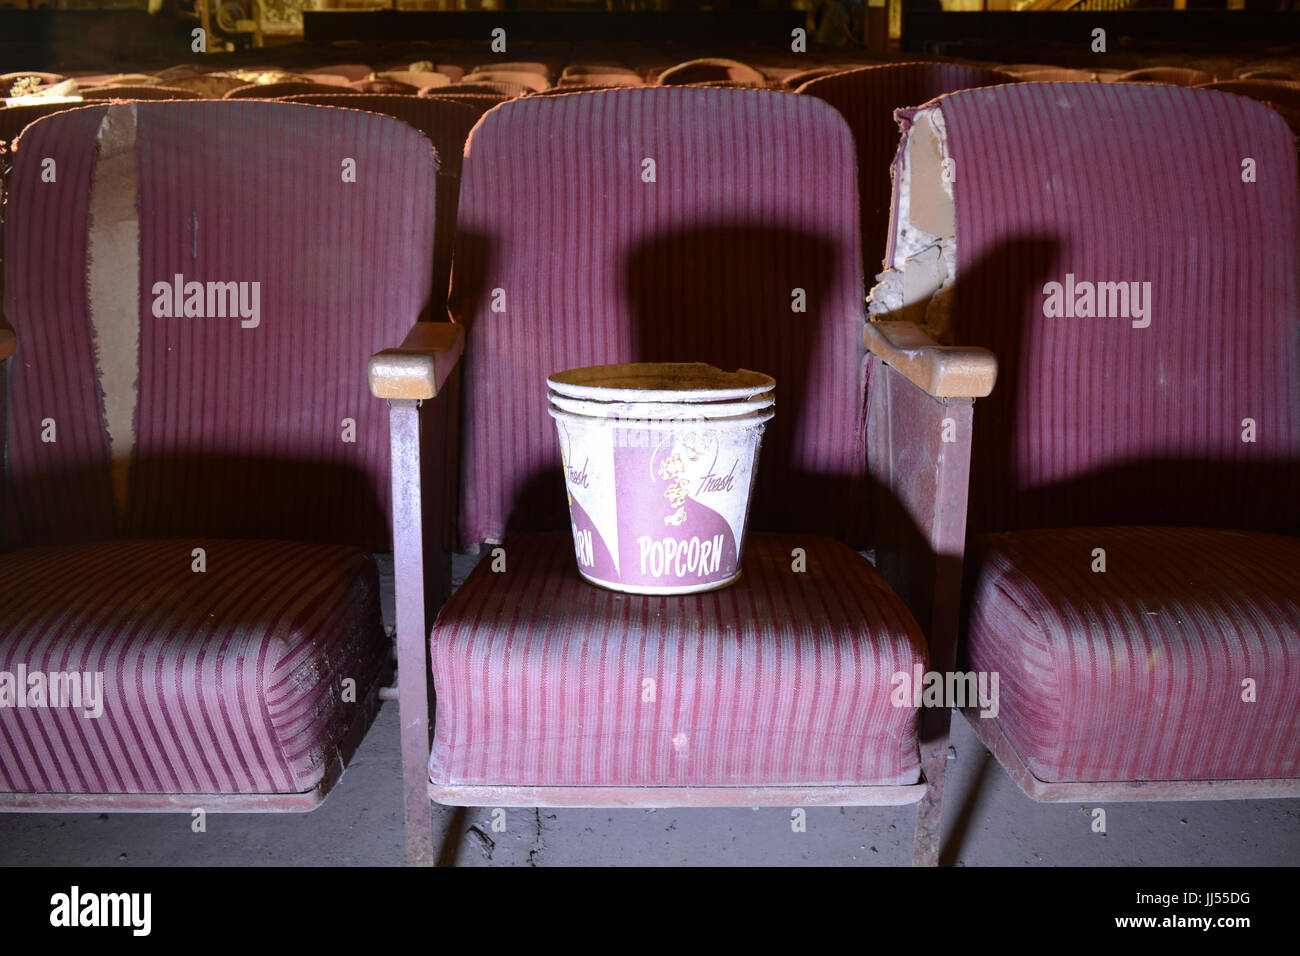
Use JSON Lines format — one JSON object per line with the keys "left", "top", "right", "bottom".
{"left": 547, "top": 362, "right": 775, "bottom": 595}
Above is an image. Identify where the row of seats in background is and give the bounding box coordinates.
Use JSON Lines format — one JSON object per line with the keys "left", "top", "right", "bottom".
{"left": 0, "top": 64, "right": 1297, "bottom": 866}
{"left": 7, "top": 51, "right": 1297, "bottom": 326}
{"left": 8, "top": 47, "right": 1300, "bottom": 98}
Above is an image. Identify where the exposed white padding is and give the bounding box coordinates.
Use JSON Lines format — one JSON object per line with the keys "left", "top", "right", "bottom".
{"left": 88, "top": 103, "right": 140, "bottom": 518}
{"left": 866, "top": 105, "right": 958, "bottom": 343}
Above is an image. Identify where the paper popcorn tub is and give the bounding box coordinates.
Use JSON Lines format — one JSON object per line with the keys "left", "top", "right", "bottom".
{"left": 547, "top": 362, "right": 775, "bottom": 595}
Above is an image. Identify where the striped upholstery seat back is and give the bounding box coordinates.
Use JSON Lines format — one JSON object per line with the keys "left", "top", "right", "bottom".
{"left": 925, "top": 83, "right": 1300, "bottom": 534}
{"left": 3, "top": 101, "right": 437, "bottom": 550}
{"left": 0, "top": 103, "right": 79, "bottom": 317}
{"left": 797, "top": 63, "right": 1015, "bottom": 278}
{"left": 1199, "top": 80, "right": 1300, "bottom": 117}
{"left": 450, "top": 88, "right": 868, "bottom": 545}
{"left": 279, "top": 93, "right": 479, "bottom": 316}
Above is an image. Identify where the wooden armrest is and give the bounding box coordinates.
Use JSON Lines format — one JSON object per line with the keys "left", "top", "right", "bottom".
{"left": 369, "top": 321, "right": 465, "bottom": 400}
{"left": 864, "top": 319, "right": 996, "bottom": 399}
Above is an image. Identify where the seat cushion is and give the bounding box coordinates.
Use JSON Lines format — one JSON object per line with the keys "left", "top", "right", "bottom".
{"left": 963, "top": 527, "right": 1300, "bottom": 783}
{"left": 0, "top": 540, "right": 387, "bottom": 795}
{"left": 429, "top": 532, "right": 927, "bottom": 788}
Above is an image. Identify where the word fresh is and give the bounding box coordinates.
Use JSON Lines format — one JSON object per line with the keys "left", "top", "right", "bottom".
{"left": 695, "top": 461, "right": 737, "bottom": 495}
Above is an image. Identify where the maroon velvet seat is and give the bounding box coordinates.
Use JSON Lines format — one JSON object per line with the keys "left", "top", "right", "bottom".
{"left": 884, "top": 82, "right": 1300, "bottom": 799}
{"left": 0, "top": 540, "right": 386, "bottom": 803}
{"left": 368, "top": 87, "right": 996, "bottom": 865}
{"left": 1, "top": 104, "right": 81, "bottom": 152}
{"left": 277, "top": 93, "right": 478, "bottom": 317}
{"left": 964, "top": 528, "right": 1300, "bottom": 788}
{"left": 431, "top": 533, "right": 927, "bottom": 793}
{"left": 0, "top": 103, "right": 83, "bottom": 374}
{"left": 0, "top": 101, "right": 439, "bottom": 810}
{"left": 796, "top": 63, "right": 1015, "bottom": 292}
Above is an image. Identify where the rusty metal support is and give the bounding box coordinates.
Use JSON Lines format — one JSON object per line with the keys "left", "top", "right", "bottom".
{"left": 389, "top": 399, "right": 435, "bottom": 866}
{"left": 866, "top": 355, "right": 978, "bottom": 866}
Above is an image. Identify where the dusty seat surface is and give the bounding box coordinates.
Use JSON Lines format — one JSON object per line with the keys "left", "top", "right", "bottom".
{"left": 0, "top": 539, "right": 387, "bottom": 796}
{"left": 963, "top": 526, "right": 1300, "bottom": 784}
{"left": 429, "top": 532, "right": 927, "bottom": 789}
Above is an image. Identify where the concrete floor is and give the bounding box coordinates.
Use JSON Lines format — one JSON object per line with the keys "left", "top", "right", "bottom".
{"left": 2, "top": 552, "right": 1297, "bottom": 867}
{"left": 2, "top": 703, "right": 1296, "bottom": 866}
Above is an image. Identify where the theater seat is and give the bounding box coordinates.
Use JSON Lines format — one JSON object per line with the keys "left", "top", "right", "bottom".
{"left": 1, "top": 101, "right": 439, "bottom": 813}
{"left": 0, "top": 540, "right": 386, "bottom": 804}
{"left": 881, "top": 82, "right": 1300, "bottom": 802}
{"left": 276, "top": 93, "right": 479, "bottom": 316}
{"left": 369, "top": 87, "right": 996, "bottom": 864}
{"left": 429, "top": 533, "right": 927, "bottom": 795}
{"left": 963, "top": 528, "right": 1300, "bottom": 787}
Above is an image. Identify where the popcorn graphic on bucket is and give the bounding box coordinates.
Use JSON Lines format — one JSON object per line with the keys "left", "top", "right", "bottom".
{"left": 547, "top": 362, "right": 775, "bottom": 595}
